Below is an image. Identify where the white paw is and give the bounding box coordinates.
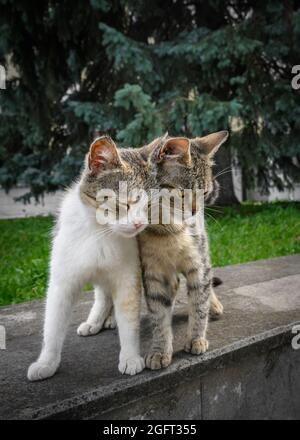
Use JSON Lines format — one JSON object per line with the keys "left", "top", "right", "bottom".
{"left": 118, "top": 355, "right": 145, "bottom": 376}
{"left": 77, "top": 321, "right": 102, "bottom": 336}
{"left": 103, "top": 313, "right": 117, "bottom": 329}
{"left": 27, "top": 359, "right": 59, "bottom": 381}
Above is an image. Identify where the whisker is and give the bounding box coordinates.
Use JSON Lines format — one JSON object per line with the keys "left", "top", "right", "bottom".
{"left": 205, "top": 211, "right": 222, "bottom": 228}
{"left": 209, "top": 204, "right": 224, "bottom": 209}
{"left": 214, "top": 166, "right": 232, "bottom": 179}
{"left": 205, "top": 206, "right": 223, "bottom": 214}
{"left": 214, "top": 169, "right": 233, "bottom": 179}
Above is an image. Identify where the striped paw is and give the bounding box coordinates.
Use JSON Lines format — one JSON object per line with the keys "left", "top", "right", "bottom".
{"left": 184, "top": 337, "right": 209, "bottom": 355}
{"left": 145, "top": 351, "right": 172, "bottom": 370}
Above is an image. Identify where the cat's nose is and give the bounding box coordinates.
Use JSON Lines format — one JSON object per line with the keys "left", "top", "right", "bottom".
{"left": 134, "top": 222, "right": 143, "bottom": 229}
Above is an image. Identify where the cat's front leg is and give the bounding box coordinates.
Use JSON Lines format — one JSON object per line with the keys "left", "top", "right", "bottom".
{"left": 112, "top": 274, "right": 144, "bottom": 376}
{"left": 77, "top": 285, "right": 115, "bottom": 336}
{"left": 194, "top": 230, "right": 224, "bottom": 320}
{"left": 143, "top": 272, "right": 177, "bottom": 370}
{"left": 27, "top": 278, "right": 80, "bottom": 381}
{"left": 183, "top": 255, "right": 211, "bottom": 355}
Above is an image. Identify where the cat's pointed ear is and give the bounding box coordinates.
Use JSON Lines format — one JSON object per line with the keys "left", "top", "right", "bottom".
{"left": 154, "top": 137, "right": 191, "bottom": 165}
{"left": 139, "top": 132, "right": 169, "bottom": 161}
{"left": 193, "top": 130, "right": 229, "bottom": 157}
{"left": 88, "top": 136, "right": 122, "bottom": 173}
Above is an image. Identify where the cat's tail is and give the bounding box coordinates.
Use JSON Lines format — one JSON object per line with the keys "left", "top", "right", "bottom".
{"left": 212, "top": 276, "right": 223, "bottom": 287}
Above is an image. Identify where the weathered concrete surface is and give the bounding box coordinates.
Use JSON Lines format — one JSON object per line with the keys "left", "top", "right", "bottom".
{"left": 1, "top": 254, "right": 300, "bottom": 420}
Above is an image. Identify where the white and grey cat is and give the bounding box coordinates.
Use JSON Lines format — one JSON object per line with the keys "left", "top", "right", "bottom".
{"left": 27, "top": 136, "right": 149, "bottom": 381}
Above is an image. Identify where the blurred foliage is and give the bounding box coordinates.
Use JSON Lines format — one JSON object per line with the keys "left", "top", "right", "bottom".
{"left": 0, "top": 0, "right": 299, "bottom": 201}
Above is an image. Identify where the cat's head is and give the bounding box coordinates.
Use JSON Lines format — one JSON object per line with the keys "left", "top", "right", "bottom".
{"left": 150, "top": 131, "right": 229, "bottom": 205}
{"left": 80, "top": 136, "right": 151, "bottom": 237}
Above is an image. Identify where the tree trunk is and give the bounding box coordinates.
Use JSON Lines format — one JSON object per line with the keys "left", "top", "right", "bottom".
{"left": 214, "top": 145, "right": 240, "bottom": 206}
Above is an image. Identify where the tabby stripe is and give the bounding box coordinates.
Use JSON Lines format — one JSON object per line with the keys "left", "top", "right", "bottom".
{"left": 144, "top": 274, "right": 167, "bottom": 286}
{"left": 203, "top": 281, "right": 211, "bottom": 293}
{"left": 146, "top": 292, "right": 172, "bottom": 307}
{"left": 187, "top": 280, "right": 211, "bottom": 294}
{"left": 185, "top": 267, "right": 199, "bottom": 276}
{"left": 187, "top": 282, "right": 202, "bottom": 292}
{"left": 204, "top": 267, "right": 211, "bottom": 278}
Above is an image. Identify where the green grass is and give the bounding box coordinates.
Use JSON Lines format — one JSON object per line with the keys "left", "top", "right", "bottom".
{"left": 208, "top": 202, "right": 300, "bottom": 267}
{"left": 0, "top": 216, "right": 53, "bottom": 306}
{"left": 0, "top": 202, "right": 299, "bottom": 306}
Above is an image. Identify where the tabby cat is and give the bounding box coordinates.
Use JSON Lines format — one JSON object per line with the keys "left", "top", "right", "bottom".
{"left": 139, "top": 131, "right": 228, "bottom": 369}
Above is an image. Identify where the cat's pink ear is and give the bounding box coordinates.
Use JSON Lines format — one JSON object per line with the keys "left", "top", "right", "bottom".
{"left": 88, "top": 136, "right": 122, "bottom": 173}
{"left": 157, "top": 137, "right": 191, "bottom": 164}
{"left": 193, "top": 131, "right": 229, "bottom": 157}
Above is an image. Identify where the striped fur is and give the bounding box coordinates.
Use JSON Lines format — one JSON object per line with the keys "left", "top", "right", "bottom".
{"left": 140, "top": 131, "right": 228, "bottom": 370}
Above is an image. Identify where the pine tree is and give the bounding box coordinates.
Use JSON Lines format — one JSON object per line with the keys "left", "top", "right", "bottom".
{"left": 0, "top": 0, "right": 299, "bottom": 203}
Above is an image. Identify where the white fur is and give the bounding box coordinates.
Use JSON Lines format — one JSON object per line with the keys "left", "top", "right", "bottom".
{"left": 27, "top": 184, "right": 145, "bottom": 381}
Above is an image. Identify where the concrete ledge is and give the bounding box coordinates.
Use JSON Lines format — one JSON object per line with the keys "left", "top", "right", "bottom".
{"left": 1, "top": 255, "right": 300, "bottom": 420}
